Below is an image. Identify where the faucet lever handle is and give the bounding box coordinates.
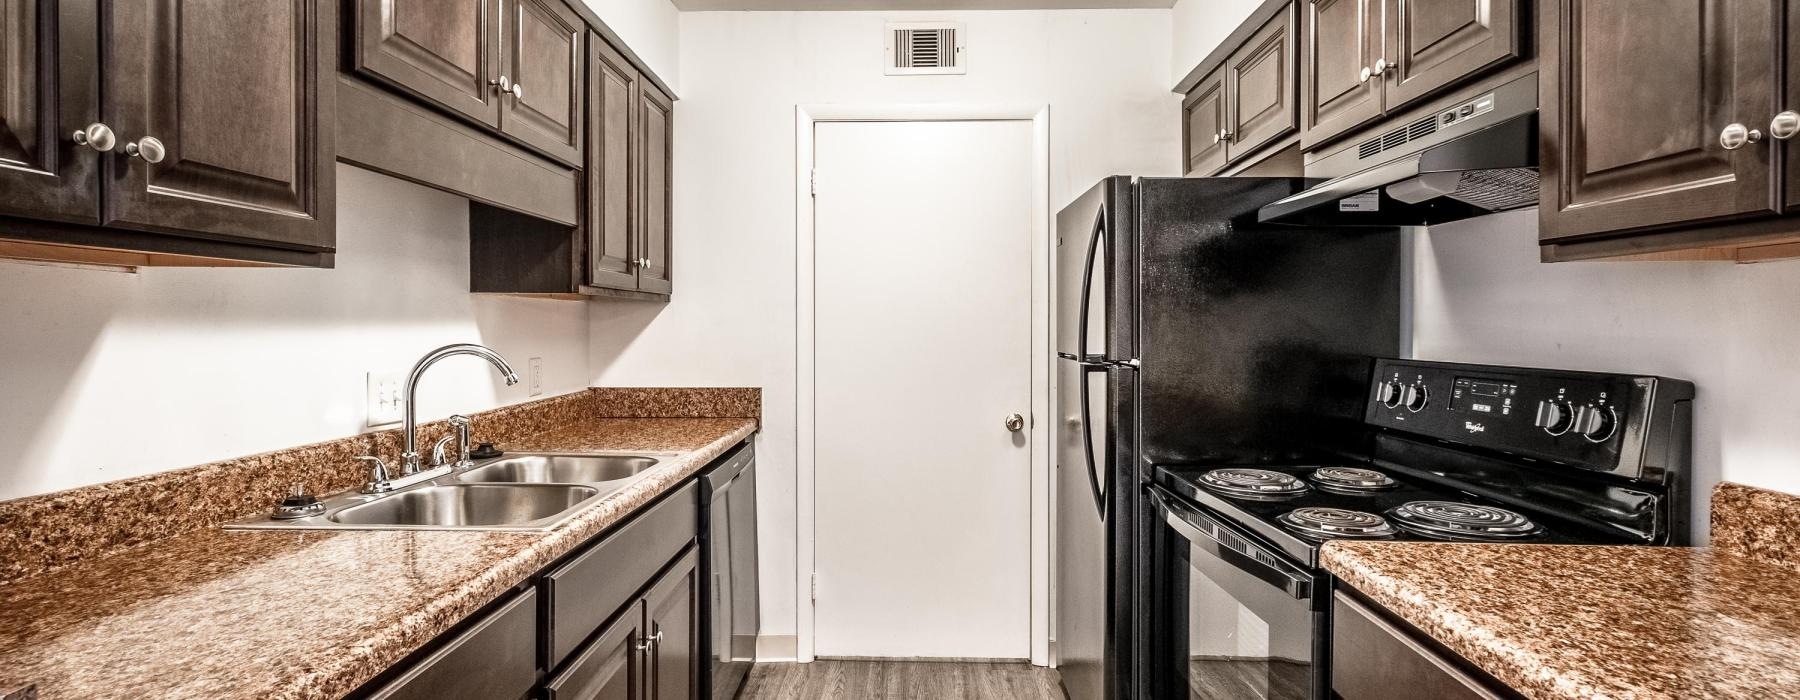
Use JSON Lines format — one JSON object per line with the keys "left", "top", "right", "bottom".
{"left": 354, "top": 456, "right": 394, "bottom": 493}
{"left": 430, "top": 434, "right": 457, "bottom": 467}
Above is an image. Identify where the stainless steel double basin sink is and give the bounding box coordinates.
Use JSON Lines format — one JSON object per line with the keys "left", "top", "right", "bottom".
{"left": 226, "top": 453, "right": 672, "bottom": 532}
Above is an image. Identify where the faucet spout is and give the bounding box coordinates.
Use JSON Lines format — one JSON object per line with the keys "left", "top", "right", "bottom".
{"left": 401, "top": 343, "right": 519, "bottom": 473}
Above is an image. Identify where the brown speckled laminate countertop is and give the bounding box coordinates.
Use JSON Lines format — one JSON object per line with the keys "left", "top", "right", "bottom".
{"left": 1322, "top": 541, "right": 1800, "bottom": 699}
{"left": 0, "top": 417, "right": 756, "bottom": 700}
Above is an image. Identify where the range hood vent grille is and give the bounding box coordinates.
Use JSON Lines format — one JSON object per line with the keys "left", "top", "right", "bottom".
{"left": 887, "top": 23, "right": 965, "bottom": 75}
{"left": 1444, "top": 167, "right": 1538, "bottom": 210}
{"left": 1361, "top": 115, "right": 1442, "bottom": 161}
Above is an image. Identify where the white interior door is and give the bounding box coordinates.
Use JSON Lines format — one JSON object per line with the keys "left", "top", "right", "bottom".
{"left": 812, "top": 119, "right": 1035, "bottom": 659}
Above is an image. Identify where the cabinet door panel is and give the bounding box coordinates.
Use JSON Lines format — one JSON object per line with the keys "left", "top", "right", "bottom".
{"left": 500, "top": 0, "right": 582, "bottom": 165}
{"left": 1787, "top": 0, "right": 1800, "bottom": 214}
{"left": 1302, "top": 0, "right": 1383, "bottom": 147}
{"left": 1539, "top": 0, "right": 1777, "bottom": 240}
{"left": 545, "top": 603, "right": 646, "bottom": 700}
{"left": 1225, "top": 6, "right": 1297, "bottom": 160}
{"left": 354, "top": 0, "right": 497, "bottom": 128}
{"left": 1384, "top": 0, "right": 1521, "bottom": 109}
{"left": 586, "top": 36, "right": 638, "bottom": 290}
{"left": 637, "top": 85, "right": 673, "bottom": 295}
{"left": 0, "top": 0, "right": 100, "bottom": 223}
{"left": 647, "top": 549, "right": 698, "bottom": 700}
{"left": 1182, "top": 69, "right": 1227, "bottom": 175}
{"left": 106, "top": 0, "right": 334, "bottom": 250}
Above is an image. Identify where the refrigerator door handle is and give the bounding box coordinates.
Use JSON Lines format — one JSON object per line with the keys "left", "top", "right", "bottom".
{"left": 1074, "top": 208, "right": 1106, "bottom": 362}
{"left": 1078, "top": 355, "right": 1108, "bottom": 520}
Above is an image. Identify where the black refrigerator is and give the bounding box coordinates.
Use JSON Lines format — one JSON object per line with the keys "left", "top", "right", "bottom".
{"left": 1053, "top": 177, "right": 1402, "bottom": 700}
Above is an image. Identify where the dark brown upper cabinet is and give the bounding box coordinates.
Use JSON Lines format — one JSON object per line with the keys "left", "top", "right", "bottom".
{"left": 1178, "top": 2, "right": 1296, "bottom": 176}
{"left": 353, "top": 0, "right": 500, "bottom": 128}
{"left": 585, "top": 36, "right": 640, "bottom": 291}
{"left": 499, "top": 0, "right": 584, "bottom": 165}
{"left": 1538, "top": 0, "right": 1780, "bottom": 247}
{"left": 1224, "top": 8, "right": 1298, "bottom": 162}
{"left": 1300, "top": 0, "right": 1521, "bottom": 149}
{"left": 636, "top": 84, "right": 674, "bottom": 296}
{"left": 1302, "top": 0, "right": 1384, "bottom": 151}
{"left": 352, "top": 0, "right": 582, "bottom": 166}
{"left": 1783, "top": 2, "right": 1800, "bottom": 217}
{"left": 0, "top": 0, "right": 335, "bottom": 267}
{"left": 1181, "top": 67, "right": 1228, "bottom": 175}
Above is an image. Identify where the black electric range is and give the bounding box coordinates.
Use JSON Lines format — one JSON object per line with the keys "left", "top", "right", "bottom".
{"left": 1140, "top": 358, "right": 1696, "bottom": 700}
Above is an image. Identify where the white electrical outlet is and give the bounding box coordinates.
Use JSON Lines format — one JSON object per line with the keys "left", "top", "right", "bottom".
{"left": 367, "top": 371, "right": 404, "bottom": 426}
{"left": 528, "top": 357, "right": 544, "bottom": 396}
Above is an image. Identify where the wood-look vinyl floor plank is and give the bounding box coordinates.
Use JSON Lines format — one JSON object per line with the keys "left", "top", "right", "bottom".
{"left": 739, "top": 660, "right": 1064, "bottom": 700}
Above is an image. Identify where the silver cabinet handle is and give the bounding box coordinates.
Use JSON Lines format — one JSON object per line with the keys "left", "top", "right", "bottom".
{"left": 72, "top": 123, "right": 117, "bottom": 152}
{"left": 1721, "top": 123, "right": 1763, "bottom": 150}
{"left": 1005, "top": 413, "right": 1025, "bottom": 432}
{"left": 1374, "top": 57, "right": 1390, "bottom": 75}
{"left": 124, "top": 136, "right": 165, "bottom": 164}
{"left": 1211, "top": 129, "right": 1222, "bottom": 144}
{"left": 1219, "top": 129, "right": 1233, "bottom": 142}
{"left": 1771, "top": 111, "right": 1800, "bottom": 141}
{"left": 1358, "top": 66, "right": 1373, "bottom": 83}
{"left": 490, "top": 75, "right": 512, "bottom": 93}
{"left": 510, "top": 82, "right": 524, "bottom": 99}
{"left": 639, "top": 257, "right": 652, "bottom": 267}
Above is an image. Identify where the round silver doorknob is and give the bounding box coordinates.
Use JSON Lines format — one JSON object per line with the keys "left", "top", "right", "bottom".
{"left": 1720, "top": 123, "right": 1763, "bottom": 150}
{"left": 1771, "top": 111, "right": 1800, "bottom": 140}
{"left": 124, "top": 136, "right": 165, "bottom": 164}
{"left": 1005, "top": 413, "right": 1025, "bottom": 432}
{"left": 72, "top": 123, "right": 116, "bottom": 153}
{"left": 510, "top": 82, "right": 524, "bottom": 99}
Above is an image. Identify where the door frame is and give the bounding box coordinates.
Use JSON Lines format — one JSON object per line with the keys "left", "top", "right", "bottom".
{"left": 794, "top": 104, "right": 1052, "bottom": 665}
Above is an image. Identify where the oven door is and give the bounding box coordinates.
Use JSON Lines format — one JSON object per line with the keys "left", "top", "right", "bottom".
{"left": 1147, "top": 486, "right": 1326, "bottom": 700}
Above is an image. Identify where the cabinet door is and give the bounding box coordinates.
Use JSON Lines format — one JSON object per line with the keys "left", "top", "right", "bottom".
{"left": 105, "top": 0, "right": 335, "bottom": 250}
{"left": 352, "top": 0, "right": 498, "bottom": 128}
{"left": 636, "top": 85, "right": 673, "bottom": 295}
{"left": 499, "top": 0, "right": 583, "bottom": 166}
{"left": 544, "top": 603, "right": 647, "bottom": 700}
{"left": 1224, "top": 5, "right": 1297, "bottom": 160}
{"left": 586, "top": 36, "right": 639, "bottom": 290}
{"left": 1786, "top": 0, "right": 1800, "bottom": 215}
{"left": 1182, "top": 68, "right": 1228, "bottom": 176}
{"left": 646, "top": 549, "right": 698, "bottom": 700}
{"left": 1333, "top": 592, "right": 1502, "bottom": 700}
{"left": 0, "top": 0, "right": 100, "bottom": 224}
{"left": 1539, "top": 0, "right": 1778, "bottom": 241}
{"left": 1302, "top": 0, "right": 1384, "bottom": 147}
{"left": 1383, "top": 0, "right": 1521, "bottom": 110}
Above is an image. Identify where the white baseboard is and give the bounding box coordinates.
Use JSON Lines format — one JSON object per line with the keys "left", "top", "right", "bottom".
{"left": 756, "top": 634, "right": 800, "bottom": 661}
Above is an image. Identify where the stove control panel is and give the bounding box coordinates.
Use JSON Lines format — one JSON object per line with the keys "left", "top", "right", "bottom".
{"left": 1364, "top": 359, "right": 1694, "bottom": 482}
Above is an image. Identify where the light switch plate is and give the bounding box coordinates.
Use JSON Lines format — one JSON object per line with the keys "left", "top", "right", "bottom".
{"left": 367, "top": 371, "right": 403, "bottom": 426}
{"left": 528, "top": 357, "right": 544, "bottom": 396}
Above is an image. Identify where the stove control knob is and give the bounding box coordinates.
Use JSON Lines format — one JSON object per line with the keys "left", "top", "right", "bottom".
{"left": 1574, "top": 405, "right": 1618, "bottom": 442}
{"left": 1403, "top": 384, "right": 1429, "bottom": 412}
{"left": 1534, "top": 399, "right": 1574, "bottom": 436}
{"left": 1376, "top": 381, "right": 1404, "bottom": 408}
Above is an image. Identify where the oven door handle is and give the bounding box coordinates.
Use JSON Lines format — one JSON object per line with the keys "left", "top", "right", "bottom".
{"left": 1153, "top": 489, "right": 1313, "bottom": 600}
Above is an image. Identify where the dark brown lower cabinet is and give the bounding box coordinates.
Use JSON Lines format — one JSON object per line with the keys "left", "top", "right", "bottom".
{"left": 546, "top": 549, "right": 698, "bottom": 700}
{"left": 368, "top": 589, "right": 539, "bottom": 700}
{"left": 1332, "top": 591, "right": 1507, "bottom": 700}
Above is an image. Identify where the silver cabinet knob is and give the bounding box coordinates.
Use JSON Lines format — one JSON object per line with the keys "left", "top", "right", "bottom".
{"left": 1359, "top": 66, "right": 1373, "bottom": 83}
{"left": 1374, "top": 58, "right": 1391, "bottom": 75}
{"left": 1721, "top": 123, "right": 1763, "bottom": 150}
{"left": 510, "top": 82, "right": 524, "bottom": 99}
{"left": 1211, "top": 130, "right": 1222, "bottom": 144}
{"left": 490, "top": 75, "right": 512, "bottom": 93}
{"left": 1005, "top": 413, "right": 1025, "bottom": 432}
{"left": 639, "top": 257, "right": 652, "bottom": 267}
{"left": 124, "top": 136, "right": 165, "bottom": 164}
{"left": 72, "top": 123, "right": 116, "bottom": 152}
{"left": 1219, "top": 129, "right": 1233, "bottom": 142}
{"left": 1771, "top": 111, "right": 1800, "bottom": 141}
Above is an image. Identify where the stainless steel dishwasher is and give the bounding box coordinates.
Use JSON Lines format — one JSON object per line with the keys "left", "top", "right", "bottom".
{"left": 700, "top": 443, "right": 759, "bottom": 699}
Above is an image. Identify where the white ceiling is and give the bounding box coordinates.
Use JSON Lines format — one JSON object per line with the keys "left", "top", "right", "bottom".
{"left": 673, "top": 0, "right": 1174, "bottom": 11}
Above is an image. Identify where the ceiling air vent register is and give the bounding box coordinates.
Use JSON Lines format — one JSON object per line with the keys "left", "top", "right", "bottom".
{"left": 886, "top": 22, "right": 965, "bottom": 76}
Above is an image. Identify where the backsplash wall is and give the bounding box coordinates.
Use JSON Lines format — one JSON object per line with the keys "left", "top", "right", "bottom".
{"left": 1412, "top": 208, "right": 1800, "bottom": 542}
{"left": 0, "top": 164, "right": 591, "bottom": 502}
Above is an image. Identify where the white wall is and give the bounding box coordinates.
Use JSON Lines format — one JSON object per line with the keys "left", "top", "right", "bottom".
{"left": 0, "top": 164, "right": 590, "bottom": 501}
{"left": 588, "top": 8, "right": 1180, "bottom": 651}
{"left": 1169, "top": 0, "right": 1263, "bottom": 86}
{"left": 578, "top": 0, "right": 683, "bottom": 90}
{"left": 1413, "top": 209, "right": 1800, "bottom": 542}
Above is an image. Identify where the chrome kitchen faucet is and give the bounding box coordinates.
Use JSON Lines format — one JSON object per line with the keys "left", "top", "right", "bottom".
{"left": 400, "top": 344, "right": 520, "bottom": 474}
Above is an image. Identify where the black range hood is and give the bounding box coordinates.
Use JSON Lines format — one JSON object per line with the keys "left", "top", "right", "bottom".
{"left": 1258, "top": 74, "right": 1540, "bottom": 227}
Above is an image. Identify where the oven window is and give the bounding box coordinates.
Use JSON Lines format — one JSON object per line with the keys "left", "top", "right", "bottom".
{"left": 1181, "top": 542, "right": 1313, "bottom": 699}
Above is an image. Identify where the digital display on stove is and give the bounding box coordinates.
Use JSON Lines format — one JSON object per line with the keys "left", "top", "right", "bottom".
{"left": 1450, "top": 376, "right": 1518, "bottom": 418}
